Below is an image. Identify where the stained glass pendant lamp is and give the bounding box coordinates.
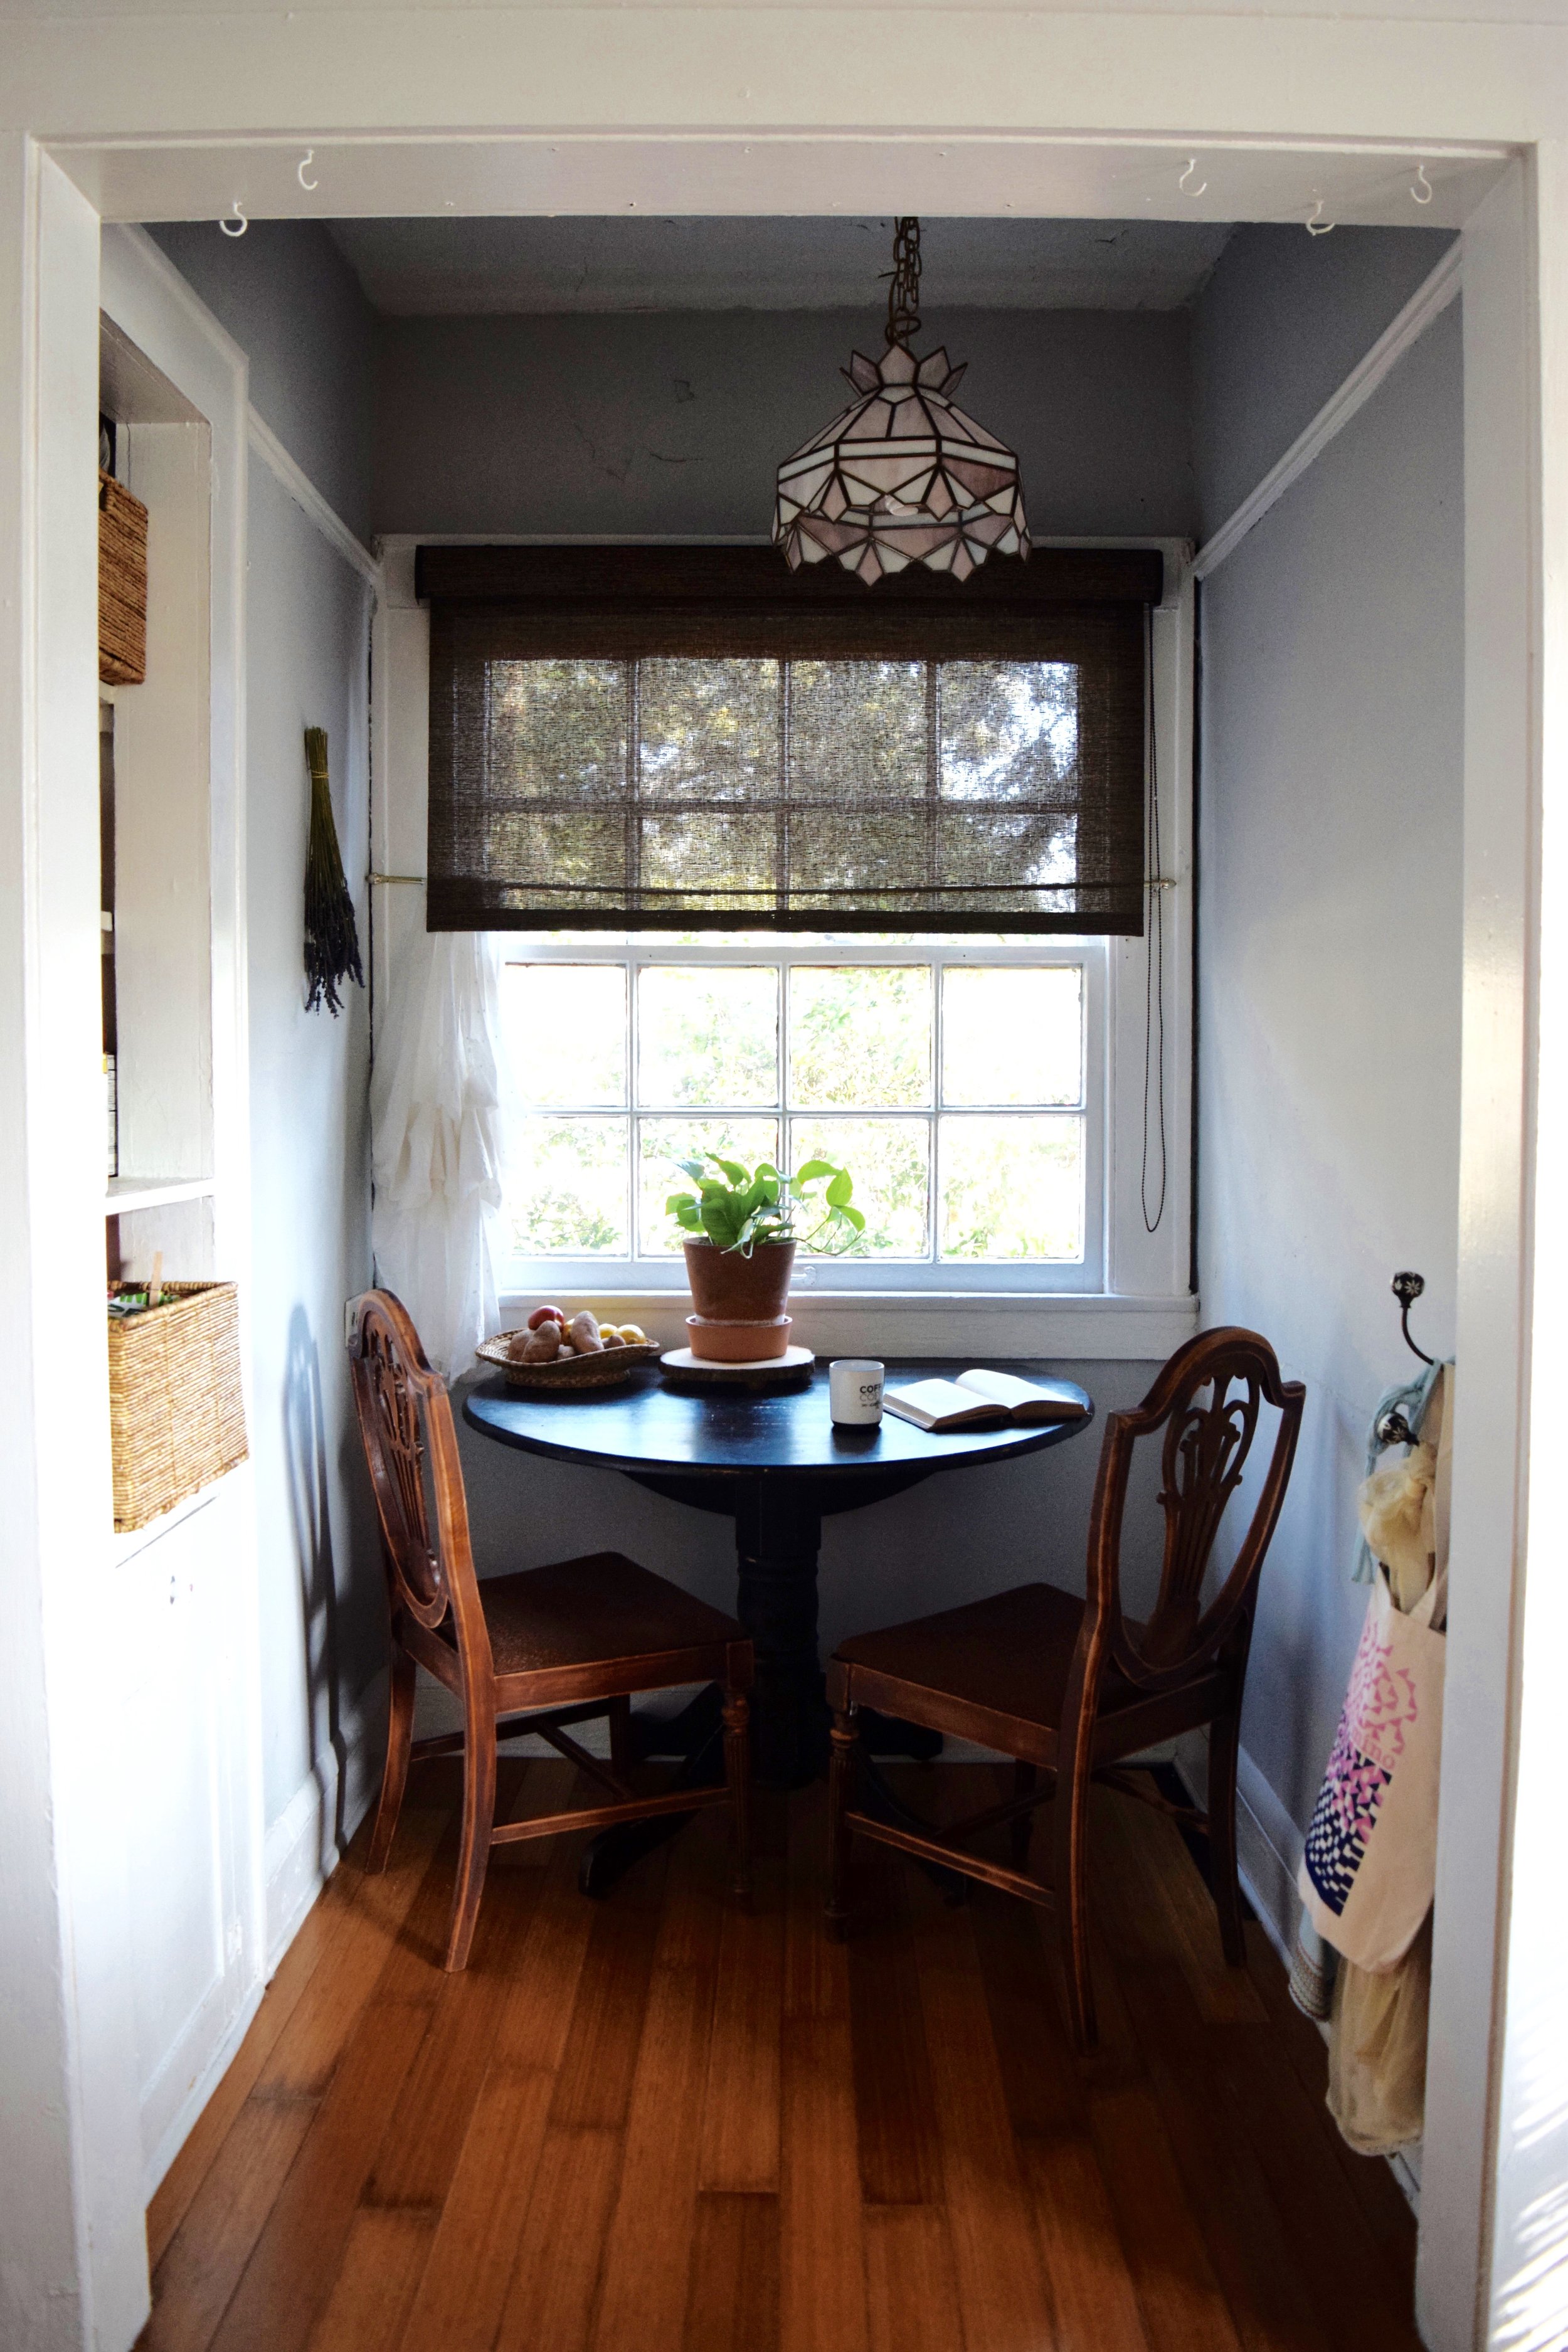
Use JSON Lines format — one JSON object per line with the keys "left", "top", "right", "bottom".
{"left": 773, "top": 217, "right": 1030, "bottom": 584}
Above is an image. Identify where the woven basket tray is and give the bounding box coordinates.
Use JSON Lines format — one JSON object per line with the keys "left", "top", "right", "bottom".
{"left": 98, "top": 469, "right": 148, "bottom": 686}
{"left": 475, "top": 1333, "right": 662, "bottom": 1391}
{"left": 108, "top": 1281, "right": 248, "bottom": 1532}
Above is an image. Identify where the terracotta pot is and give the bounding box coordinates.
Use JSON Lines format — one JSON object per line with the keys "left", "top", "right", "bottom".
{"left": 683, "top": 1237, "right": 795, "bottom": 1323}
{"left": 687, "top": 1314, "right": 793, "bottom": 1364}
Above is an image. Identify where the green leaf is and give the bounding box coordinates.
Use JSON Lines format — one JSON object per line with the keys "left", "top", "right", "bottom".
{"left": 841, "top": 1204, "right": 867, "bottom": 1232}
{"left": 675, "top": 1158, "right": 707, "bottom": 1184}
{"left": 792, "top": 1157, "right": 835, "bottom": 1184}
{"left": 825, "top": 1169, "right": 854, "bottom": 1207}
{"left": 711, "top": 1155, "right": 750, "bottom": 1187}
{"left": 700, "top": 1199, "right": 738, "bottom": 1247}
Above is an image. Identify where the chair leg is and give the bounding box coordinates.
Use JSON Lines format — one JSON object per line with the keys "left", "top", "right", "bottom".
{"left": 1011, "top": 1760, "right": 1037, "bottom": 1870}
{"left": 1054, "top": 1762, "right": 1097, "bottom": 2050}
{"left": 444, "top": 1704, "right": 497, "bottom": 1973}
{"left": 1207, "top": 1699, "right": 1248, "bottom": 1967}
{"left": 826, "top": 1706, "right": 859, "bottom": 1941}
{"left": 723, "top": 1688, "right": 752, "bottom": 1904}
{"left": 367, "top": 1645, "right": 416, "bottom": 1875}
{"left": 608, "top": 1693, "right": 633, "bottom": 1778}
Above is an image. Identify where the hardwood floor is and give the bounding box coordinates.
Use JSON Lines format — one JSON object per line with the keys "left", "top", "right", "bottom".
{"left": 140, "top": 1762, "right": 1421, "bottom": 2352}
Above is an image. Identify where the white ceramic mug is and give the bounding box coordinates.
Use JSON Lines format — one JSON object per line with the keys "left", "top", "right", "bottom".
{"left": 829, "top": 1358, "right": 884, "bottom": 1426}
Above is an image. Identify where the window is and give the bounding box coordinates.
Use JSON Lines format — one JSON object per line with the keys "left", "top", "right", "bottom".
{"left": 418, "top": 544, "right": 1188, "bottom": 1306}
{"left": 499, "top": 936, "right": 1104, "bottom": 1292}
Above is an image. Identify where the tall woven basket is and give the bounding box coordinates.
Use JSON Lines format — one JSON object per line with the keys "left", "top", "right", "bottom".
{"left": 108, "top": 1281, "right": 248, "bottom": 1532}
{"left": 98, "top": 467, "right": 147, "bottom": 687}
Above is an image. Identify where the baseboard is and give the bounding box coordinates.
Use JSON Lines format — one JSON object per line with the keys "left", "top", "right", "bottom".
{"left": 263, "top": 1668, "right": 388, "bottom": 1970}
{"left": 1172, "top": 1727, "right": 1302, "bottom": 1973}
{"left": 1172, "top": 1730, "right": 1423, "bottom": 2215}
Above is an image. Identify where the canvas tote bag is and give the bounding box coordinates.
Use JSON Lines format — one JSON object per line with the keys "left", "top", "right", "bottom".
{"left": 1298, "top": 1394, "right": 1449, "bottom": 1973}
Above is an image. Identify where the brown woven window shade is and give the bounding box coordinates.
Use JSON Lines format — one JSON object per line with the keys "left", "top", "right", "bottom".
{"left": 419, "top": 546, "right": 1160, "bottom": 936}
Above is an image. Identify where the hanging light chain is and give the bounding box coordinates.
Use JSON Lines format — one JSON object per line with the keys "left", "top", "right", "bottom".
{"left": 884, "top": 216, "right": 923, "bottom": 349}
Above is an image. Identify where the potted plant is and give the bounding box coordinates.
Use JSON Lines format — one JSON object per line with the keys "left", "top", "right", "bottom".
{"left": 666, "top": 1153, "right": 864, "bottom": 1327}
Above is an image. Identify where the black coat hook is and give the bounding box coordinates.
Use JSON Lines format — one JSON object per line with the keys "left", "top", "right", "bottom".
{"left": 1392, "top": 1271, "right": 1434, "bottom": 1366}
{"left": 1374, "top": 1271, "right": 1434, "bottom": 1448}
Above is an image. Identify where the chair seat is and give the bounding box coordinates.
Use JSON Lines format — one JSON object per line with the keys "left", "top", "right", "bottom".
{"left": 833, "top": 1581, "right": 1149, "bottom": 1762}
{"left": 477, "top": 1550, "right": 744, "bottom": 1680}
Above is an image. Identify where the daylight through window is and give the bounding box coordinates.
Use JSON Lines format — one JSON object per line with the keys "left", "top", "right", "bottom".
{"left": 499, "top": 939, "right": 1098, "bottom": 1287}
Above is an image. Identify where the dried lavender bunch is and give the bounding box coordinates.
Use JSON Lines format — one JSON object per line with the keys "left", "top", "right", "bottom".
{"left": 303, "top": 727, "right": 363, "bottom": 1016}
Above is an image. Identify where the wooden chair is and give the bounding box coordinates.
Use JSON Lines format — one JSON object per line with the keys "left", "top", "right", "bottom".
{"left": 347, "top": 1289, "right": 753, "bottom": 1970}
{"left": 825, "top": 1327, "right": 1305, "bottom": 2045}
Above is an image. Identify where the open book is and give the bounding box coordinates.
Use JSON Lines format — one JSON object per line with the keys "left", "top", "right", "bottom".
{"left": 882, "top": 1369, "right": 1091, "bottom": 1433}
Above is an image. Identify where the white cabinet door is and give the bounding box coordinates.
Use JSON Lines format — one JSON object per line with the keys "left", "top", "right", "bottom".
{"left": 97, "top": 1479, "right": 262, "bottom": 2192}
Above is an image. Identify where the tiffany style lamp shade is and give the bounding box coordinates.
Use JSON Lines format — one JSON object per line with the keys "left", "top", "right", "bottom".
{"left": 773, "top": 218, "right": 1030, "bottom": 584}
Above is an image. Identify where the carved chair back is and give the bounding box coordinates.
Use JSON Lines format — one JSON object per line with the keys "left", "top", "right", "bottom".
{"left": 347, "top": 1290, "right": 492, "bottom": 1675}
{"left": 1081, "top": 1327, "right": 1305, "bottom": 1698}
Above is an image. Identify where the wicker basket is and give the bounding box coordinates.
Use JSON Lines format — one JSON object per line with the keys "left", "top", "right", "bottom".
{"left": 98, "top": 468, "right": 147, "bottom": 686}
{"left": 108, "top": 1281, "right": 248, "bottom": 1532}
{"left": 474, "top": 1333, "right": 662, "bottom": 1391}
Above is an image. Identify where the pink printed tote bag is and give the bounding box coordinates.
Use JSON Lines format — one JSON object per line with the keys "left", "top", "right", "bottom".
{"left": 1297, "top": 1561, "right": 1446, "bottom": 1973}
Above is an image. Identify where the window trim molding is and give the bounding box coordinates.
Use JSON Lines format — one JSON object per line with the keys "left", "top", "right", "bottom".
{"left": 374, "top": 533, "right": 1196, "bottom": 1321}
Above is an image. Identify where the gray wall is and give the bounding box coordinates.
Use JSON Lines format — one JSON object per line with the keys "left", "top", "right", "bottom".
{"left": 371, "top": 305, "right": 1197, "bottom": 540}
{"left": 1190, "top": 224, "right": 1454, "bottom": 541}
{"left": 150, "top": 222, "right": 378, "bottom": 545}
{"left": 244, "top": 462, "right": 378, "bottom": 1831}
{"left": 1195, "top": 293, "right": 1464, "bottom": 1837}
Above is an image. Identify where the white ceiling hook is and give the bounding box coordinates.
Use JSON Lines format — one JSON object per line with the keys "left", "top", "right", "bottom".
{"left": 1178, "top": 157, "right": 1208, "bottom": 198}
{"left": 1306, "top": 195, "right": 1335, "bottom": 237}
{"left": 1412, "top": 162, "right": 1434, "bottom": 207}
{"left": 297, "top": 150, "right": 318, "bottom": 193}
{"left": 219, "top": 201, "right": 248, "bottom": 238}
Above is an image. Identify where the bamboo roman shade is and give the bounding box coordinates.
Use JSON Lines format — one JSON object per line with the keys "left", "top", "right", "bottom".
{"left": 418, "top": 546, "right": 1160, "bottom": 936}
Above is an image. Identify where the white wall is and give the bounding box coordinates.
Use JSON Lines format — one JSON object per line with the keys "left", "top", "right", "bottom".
{"left": 371, "top": 304, "right": 1197, "bottom": 539}
{"left": 242, "top": 459, "right": 379, "bottom": 1950}
{"left": 1194, "top": 280, "right": 1465, "bottom": 1904}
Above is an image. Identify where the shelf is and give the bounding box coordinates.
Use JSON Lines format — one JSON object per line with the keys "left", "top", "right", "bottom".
{"left": 106, "top": 1175, "right": 216, "bottom": 1216}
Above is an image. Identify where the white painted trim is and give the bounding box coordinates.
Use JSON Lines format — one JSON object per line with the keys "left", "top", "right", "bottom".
{"left": 144, "top": 1665, "right": 384, "bottom": 2201}
{"left": 495, "top": 1286, "right": 1197, "bottom": 1361}
{"left": 1421, "top": 162, "right": 1539, "bottom": 2352}
{"left": 245, "top": 408, "right": 383, "bottom": 591}
{"left": 1192, "top": 240, "right": 1463, "bottom": 582}
{"left": 262, "top": 1669, "right": 387, "bottom": 1975}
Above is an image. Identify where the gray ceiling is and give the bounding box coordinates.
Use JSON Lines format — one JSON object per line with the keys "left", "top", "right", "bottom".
{"left": 327, "top": 216, "right": 1234, "bottom": 317}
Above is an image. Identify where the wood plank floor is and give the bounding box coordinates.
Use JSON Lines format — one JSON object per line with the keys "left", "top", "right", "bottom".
{"left": 140, "top": 1762, "right": 1421, "bottom": 2352}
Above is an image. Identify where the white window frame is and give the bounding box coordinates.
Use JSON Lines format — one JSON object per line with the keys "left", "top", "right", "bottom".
{"left": 373, "top": 536, "right": 1195, "bottom": 1347}
{"left": 499, "top": 931, "right": 1108, "bottom": 1295}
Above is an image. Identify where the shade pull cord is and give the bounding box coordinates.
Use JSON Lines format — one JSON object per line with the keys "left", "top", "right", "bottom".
{"left": 1142, "top": 606, "right": 1168, "bottom": 1236}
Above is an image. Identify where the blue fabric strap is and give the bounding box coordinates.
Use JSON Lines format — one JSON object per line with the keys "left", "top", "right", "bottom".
{"left": 1350, "top": 1358, "right": 1448, "bottom": 1585}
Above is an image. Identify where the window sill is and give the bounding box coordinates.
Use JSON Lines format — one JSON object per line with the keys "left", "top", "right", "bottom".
{"left": 494, "top": 1288, "right": 1199, "bottom": 1363}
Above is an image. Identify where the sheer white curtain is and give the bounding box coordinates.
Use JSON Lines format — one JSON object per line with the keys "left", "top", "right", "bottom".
{"left": 370, "top": 928, "right": 509, "bottom": 1382}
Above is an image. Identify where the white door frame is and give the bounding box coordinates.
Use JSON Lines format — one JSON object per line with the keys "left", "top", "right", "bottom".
{"left": 3, "top": 107, "right": 1556, "bottom": 2352}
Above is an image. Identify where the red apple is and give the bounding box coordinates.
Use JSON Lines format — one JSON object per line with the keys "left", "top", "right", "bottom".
{"left": 527, "top": 1303, "right": 567, "bottom": 1331}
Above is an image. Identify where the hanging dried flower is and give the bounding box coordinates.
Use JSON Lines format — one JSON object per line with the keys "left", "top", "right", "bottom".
{"left": 303, "top": 727, "right": 363, "bottom": 1016}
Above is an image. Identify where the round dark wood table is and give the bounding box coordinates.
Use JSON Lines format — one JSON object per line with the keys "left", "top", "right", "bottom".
{"left": 463, "top": 1359, "right": 1094, "bottom": 1798}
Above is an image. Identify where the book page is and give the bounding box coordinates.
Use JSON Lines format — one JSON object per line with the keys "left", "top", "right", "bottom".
{"left": 956, "top": 1369, "right": 1047, "bottom": 1409}
{"left": 884, "top": 1379, "right": 978, "bottom": 1420}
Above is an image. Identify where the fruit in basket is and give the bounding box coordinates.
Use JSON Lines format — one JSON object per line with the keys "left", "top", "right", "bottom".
{"left": 619, "top": 1323, "right": 649, "bottom": 1346}
{"left": 516, "top": 1323, "right": 563, "bottom": 1362}
{"left": 601, "top": 1328, "right": 625, "bottom": 1348}
{"left": 527, "top": 1303, "right": 566, "bottom": 1331}
{"left": 567, "top": 1310, "right": 603, "bottom": 1354}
